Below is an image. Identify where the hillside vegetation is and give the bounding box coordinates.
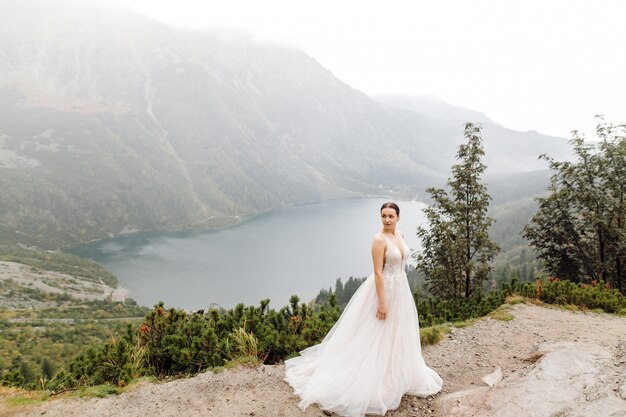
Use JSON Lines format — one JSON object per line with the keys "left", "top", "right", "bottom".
{"left": 0, "top": 0, "right": 569, "bottom": 250}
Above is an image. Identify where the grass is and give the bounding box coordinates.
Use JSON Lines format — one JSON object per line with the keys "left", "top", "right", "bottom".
{"left": 68, "top": 377, "right": 161, "bottom": 399}
{"left": 224, "top": 325, "right": 263, "bottom": 367}
{"left": 505, "top": 294, "right": 547, "bottom": 307}
{"left": 73, "top": 384, "right": 120, "bottom": 398}
{"left": 4, "top": 391, "right": 50, "bottom": 407}
{"left": 450, "top": 318, "right": 477, "bottom": 328}
{"left": 1, "top": 376, "right": 161, "bottom": 409}
{"left": 128, "top": 376, "right": 158, "bottom": 385}
{"left": 503, "top": 292, "right": 623, "bottom": 317}
{"left": 504, "top": 294, "right": 525, "bottom": 305}
{"left": 488, "top": 306, "right": 515, "bottom": 321}
{"left": 224, "top": 355, "right": 262, "bottom": 369}
{"left": 419, "top": 315, "right": 496, "bottom": 346}
{"left": 420, "top": 324, "right": 451, "bottom": 345}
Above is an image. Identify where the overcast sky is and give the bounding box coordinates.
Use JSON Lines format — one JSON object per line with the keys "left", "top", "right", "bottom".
{"left": 116, "top": 0, "right": 624, "bottom": 139}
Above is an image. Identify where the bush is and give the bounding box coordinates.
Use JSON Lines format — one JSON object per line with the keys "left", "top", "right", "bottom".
{"left": 516, "top": 278, "right": 626, "bottom": 313}
{"left": 414, "top": 289, "right": 508, "bottom": 327}
{"left": 9, "top": 277, "right": 624, "bottom": 393}
{"left": 39, "top": 296, "right": 341, "bottom": 389}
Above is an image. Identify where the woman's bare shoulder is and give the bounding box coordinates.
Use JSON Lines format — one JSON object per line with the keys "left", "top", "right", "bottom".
{"left": 372, "top": 233, "right": 386, "bottom": 246}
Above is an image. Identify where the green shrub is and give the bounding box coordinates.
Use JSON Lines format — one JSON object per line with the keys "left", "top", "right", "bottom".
{"left": 7, "top": 277, "right": 624, "bottom": 394}
{"left": 420, "top": 325, "right": 450, "bottom": 345}
{"left": 414, "top": 289, "right": 508, "bottom": 327}
{"left": 517, "top": 278, "right": 626, "bottom": 313}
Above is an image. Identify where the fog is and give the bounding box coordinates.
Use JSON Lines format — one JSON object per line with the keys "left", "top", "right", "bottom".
{"left": 115, "top": 0, "right": 626, "bottom": 139}
{"left": 0, "top": 0, "right": 609, "bottom": 253}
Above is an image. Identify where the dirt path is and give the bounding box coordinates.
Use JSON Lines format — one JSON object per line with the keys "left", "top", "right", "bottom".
{"left": 2, "top": 303, "right": 625, "bottom": 417}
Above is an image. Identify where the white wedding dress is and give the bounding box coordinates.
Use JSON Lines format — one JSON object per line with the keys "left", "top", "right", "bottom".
{"left": 284, "top": 232, "right": 443, "bottom": 417}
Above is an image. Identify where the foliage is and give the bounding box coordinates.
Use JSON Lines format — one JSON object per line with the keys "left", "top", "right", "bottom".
{"left": 523, "top": 119, "right": 626, "bottom": 291}
{"left": 317, "top": 275, "right": 514, "bottom": 328}
{"left": 75, "top": 384, "right": 121, "bottom": 398}
{"left": 0, "top": 245, "right": 118, "bottom": 287}
{"left": 29, "top": 295, "right": 342, "bottom": 390}
{"left": 419, "top": 325, "right": 450, "bottom": 345}
{"left": 316, "top": 269, "right": 425, "bottom": 307}
{"left": 488, "top": 306, "right": 514, "bottom": 321}
{"left": 485, "top": 170, "right": 551, "bottom": 206}
{"left": 316, "top": 277, "right": 366, "bottom": 306}
{"left": 413, "top": 287, "right": 508, "bottom": 327}
{"left": 225, "top": 326, "right": 262, "bottom": 366}
{"left": 488, "top": 245, "right": 544, "bottom": 289}
{"left": 0, "top": 298, "right": 147, "bottom": 391}
{"left": 0, "top": 277, "right": 146, "bottom": 318}
{"left": 138, "top": 304, "right": 221, "bottom": 375}
{"left": 58, "top": 324, "right": 147, "bottom": 389}
{"left": 484, "top": 196, "right": 549, "bottom": 291}
{"left": 4, "top": 277, "right": 625, "bottom": 393}
{"left": 514, "top": 277, "right": 626, "bottom": 313}
{"left": 416, "top": 123, "right": 500, "bottom": 298}
{"left": 488, "top": 197, "right": 541, "bottom": 252}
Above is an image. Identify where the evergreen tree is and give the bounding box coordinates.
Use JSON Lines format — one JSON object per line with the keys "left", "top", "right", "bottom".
{"left": 41, "top": 358, "right": 54, "bottom": 380}
{"left": 334, "top": 278, "right": 344, "bottom": 303}
{"left": 523, "top": 119, "right": 625, "bottom": 290}
{"left": 416, "top": 123, "right": 500, "bottom": 299}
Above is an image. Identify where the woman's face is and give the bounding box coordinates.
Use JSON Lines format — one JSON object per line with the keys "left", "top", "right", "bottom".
{"left": 380, "top": 207, "right": 399, "bottom": 231}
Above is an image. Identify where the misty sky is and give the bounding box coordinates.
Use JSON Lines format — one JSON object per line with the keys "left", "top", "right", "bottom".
{"left": 114, "top": 0, "right": 625, "bottom": 139}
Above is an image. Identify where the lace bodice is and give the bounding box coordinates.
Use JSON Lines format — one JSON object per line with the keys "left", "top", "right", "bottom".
{"left": 382, "top": 233, "right": 408, "bottom": 277}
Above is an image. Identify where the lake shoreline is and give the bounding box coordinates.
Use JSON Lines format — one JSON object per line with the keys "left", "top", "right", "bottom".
{"left": 65, "top": 194, "right": 410, "bottom": 255}
{"left": 67, "top": 197, "right": 427, "bottom": 311}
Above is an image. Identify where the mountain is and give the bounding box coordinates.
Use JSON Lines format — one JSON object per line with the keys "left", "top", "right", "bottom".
{"left": 374, "top": 94, "right": 571, "bottom": 174}
{"left": 376, "top": 94, "right": 496, "bottom": 125}
{"left": 0, "top": 0, "right": 569, "bottom": 249}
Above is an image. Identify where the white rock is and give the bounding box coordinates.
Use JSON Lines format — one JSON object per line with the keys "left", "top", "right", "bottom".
{"left": 437, "top": 341, "right": 626, "bottom": 417}
{"left": 481, "top": 367, "right": 502, "bottom": 387}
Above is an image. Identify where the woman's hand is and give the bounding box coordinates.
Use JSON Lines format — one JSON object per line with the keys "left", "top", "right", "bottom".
{"left": 376, "top": 301, "right": 388, "bottom": 320}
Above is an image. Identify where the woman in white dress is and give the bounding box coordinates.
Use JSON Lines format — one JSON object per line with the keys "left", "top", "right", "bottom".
{"left": 284, "top": 202, "right": 443, "bottom": 417}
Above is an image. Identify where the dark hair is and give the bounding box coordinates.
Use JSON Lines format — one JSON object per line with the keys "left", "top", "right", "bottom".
{"left": 380, "top": 201, "right": 400, "bottom": 216}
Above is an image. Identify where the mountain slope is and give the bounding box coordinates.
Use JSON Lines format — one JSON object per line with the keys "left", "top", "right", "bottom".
{"left": 0, "top": 0, "right": 569, "bottom": 249}
{"left": 375, "top": 94, "right": 571, "bottom": 174}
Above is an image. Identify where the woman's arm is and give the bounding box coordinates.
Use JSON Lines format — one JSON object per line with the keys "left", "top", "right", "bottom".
{"left": 372, "top": 236, "right": 387, "bottom": 320}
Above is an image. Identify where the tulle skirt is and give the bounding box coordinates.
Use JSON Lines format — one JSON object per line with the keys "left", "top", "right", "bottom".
{"left": 284, "top": 272, "right": 443, "bottom": 417}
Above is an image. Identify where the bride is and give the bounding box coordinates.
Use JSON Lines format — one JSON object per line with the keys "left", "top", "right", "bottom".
{"left": 284, "top": 202, "right": 443, "bottom": 417}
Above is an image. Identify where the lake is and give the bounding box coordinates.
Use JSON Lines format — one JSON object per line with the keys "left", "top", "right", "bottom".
{"left": 71, "top": 198, "right": 428, "bottom": 310}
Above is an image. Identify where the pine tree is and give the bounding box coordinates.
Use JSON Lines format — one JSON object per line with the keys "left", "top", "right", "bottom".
{"left": 334, "top": 278, "right": 344, "bottom": 303}
{"left": 41, "top": 358, "right": 54, "bottom": 380}
{"left": 416, "top": 123, "right": 500, "bottom": 299}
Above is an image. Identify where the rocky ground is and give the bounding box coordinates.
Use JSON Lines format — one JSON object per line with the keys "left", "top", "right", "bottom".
{"left": 1, "top": 302, "right": 625, "bottom": 417}
{"left": 0, "top": 261, "right": 127, "bottom": 309}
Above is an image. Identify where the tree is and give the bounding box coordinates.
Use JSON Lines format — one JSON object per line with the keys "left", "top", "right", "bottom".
{"left": 416, "top": 123, "right": 500, "bottom": 299}
{"left": 334, "top": 278, "right": 344, "bottom": 303}
{"left": 41, "top": 358, "right": 54, "bottom": 380}
{"left": 523, "top": 119, "right": 625, "bottom": 291}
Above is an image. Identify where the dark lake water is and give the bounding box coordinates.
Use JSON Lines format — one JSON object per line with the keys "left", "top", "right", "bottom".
{"left": 71, "top": 198, "right": 427, "bottom": 310}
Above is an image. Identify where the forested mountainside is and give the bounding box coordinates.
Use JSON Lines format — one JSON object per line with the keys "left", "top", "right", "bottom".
{"left": 0, "top": 0, "right": 569, "bottom": 249}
